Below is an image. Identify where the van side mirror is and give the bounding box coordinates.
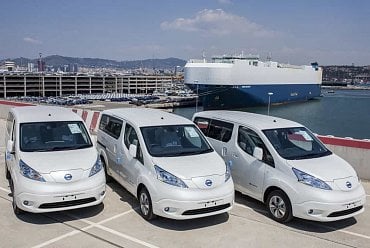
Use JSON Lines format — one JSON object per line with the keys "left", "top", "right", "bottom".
{"left": 7, "top": 140, "right": 15, "bottom": 154}
{"left": 253, "top": 147, "right": 263, "bottom": 161}
{"left": 129, "top": 144, "right": 137, "bottom": 158}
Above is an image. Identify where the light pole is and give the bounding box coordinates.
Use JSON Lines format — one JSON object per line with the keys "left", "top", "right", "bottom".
{"left": 194, "top": 80, "right": 199, "bottom": 112}
{"left": 267, "top": 92, "right": 273, "bottom": 116}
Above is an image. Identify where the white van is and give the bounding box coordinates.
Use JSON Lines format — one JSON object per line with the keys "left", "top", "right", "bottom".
{"left": 193, "top": 111, "right": 366, "bottom": 222}
{"left": 97, "top": 108, "right": 234, "bottom": 220}
{"left": 4, "top": 106, "right": 106, "bottom": 214}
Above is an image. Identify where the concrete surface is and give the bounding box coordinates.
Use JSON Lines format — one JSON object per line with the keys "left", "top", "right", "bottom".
{"left": 1, "top": 120, "right": 370, "bottom": 247}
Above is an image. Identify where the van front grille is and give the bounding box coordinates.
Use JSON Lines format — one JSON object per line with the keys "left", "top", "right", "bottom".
{"left": 327, "top": 206, "right": 363, "bottom": 218}
{"left": 182, "top": 203, "right": 231, "bottom": 216}
{"left": 39, "top": 197, "right": 96, "bottom": 209}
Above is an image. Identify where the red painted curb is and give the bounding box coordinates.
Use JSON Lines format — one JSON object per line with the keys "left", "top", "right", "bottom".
{"left": 318, "top": 135, "right": 370, "bottom": 150}
{"left": 0, "top": 100, "right": 34, "bottom": 107}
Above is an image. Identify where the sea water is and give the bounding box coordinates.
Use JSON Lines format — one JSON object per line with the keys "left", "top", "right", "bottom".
{"left": 174, "top": 89, "right": 370, "bottom": 140}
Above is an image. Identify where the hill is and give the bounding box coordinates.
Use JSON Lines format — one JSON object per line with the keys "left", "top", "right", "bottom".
{"left": 1, "top": 55, "right": 187, "bottom": 70}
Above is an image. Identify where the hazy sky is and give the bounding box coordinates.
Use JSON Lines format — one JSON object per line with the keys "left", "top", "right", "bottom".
{"left": 1, "top": 0, "right": 369, "bottom": 65}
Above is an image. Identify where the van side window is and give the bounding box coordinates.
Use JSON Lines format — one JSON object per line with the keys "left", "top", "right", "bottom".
{"left": 124, "top": 124, "right": 144, "bottom": 164}
{"left": 208, "top": 119, "right": 233, "bottom": 142}
{"left": 194, "top": 117, "right": 210, "bottom": 135}
{"left": 238, "top": 126, "right": 274, "bottom": 167}
{"left": 99, "top": 114, "right": 123, "bottom": 139}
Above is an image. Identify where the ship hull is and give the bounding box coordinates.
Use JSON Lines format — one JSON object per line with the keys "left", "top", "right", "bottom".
{"left": 189, "top": 83, "right": 321, "bottom": 110}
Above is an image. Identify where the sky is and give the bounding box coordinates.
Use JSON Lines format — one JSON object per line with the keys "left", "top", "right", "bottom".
{"left": 0, "top": 0, "right": 369, "bottom": 65}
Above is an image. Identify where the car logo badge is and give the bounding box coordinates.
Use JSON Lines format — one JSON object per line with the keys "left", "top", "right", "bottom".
{"left": 346, "top": 181, "right": 352, "bottom": 188}
{"left": 205, "top": 179, "right": 212, "bottom": 187}
{"left": 64, "top": 174, "right": 73, "bottom": 181}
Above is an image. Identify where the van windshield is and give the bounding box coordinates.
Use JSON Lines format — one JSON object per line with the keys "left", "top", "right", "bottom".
{"left": 263, "top": 127, "right": 332, "bottom": 160}
{"left": 20, "top": 121, "right": 93, "bottom": 152}
{"left": 140, "top": 125, "right": 213, "bottom": 157}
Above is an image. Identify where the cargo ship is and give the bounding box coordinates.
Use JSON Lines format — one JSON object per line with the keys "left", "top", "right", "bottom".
{"left": 184, "top": 55, "right": 322, "bottom": 110}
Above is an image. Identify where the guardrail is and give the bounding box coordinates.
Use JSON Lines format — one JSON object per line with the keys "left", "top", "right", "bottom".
{"left": 1, "top": 100, "right": 369, "bottom": 180}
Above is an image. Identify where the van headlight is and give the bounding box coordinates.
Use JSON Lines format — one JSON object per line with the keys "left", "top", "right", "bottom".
{"left": 292, "top": 168, "right": 332, "bottom": 190}
{"left": 89, "top": 157, "right": 103, "bottom": 177}
{"left": 225, "top": 163, "right": 231, "bottom": 182}
{"left": 154, "top": 165, "right": 188, "bottom": 188}
{"left": 19, "top": 160, "right": 45, "bottom": 182}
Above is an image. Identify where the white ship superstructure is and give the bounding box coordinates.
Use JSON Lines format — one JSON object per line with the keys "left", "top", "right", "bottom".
{"left": 184, "top": 55, "right": 322, "bottom": 109}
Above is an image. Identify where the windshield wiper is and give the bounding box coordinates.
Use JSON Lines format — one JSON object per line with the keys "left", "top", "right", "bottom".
{"left": 45, "top": 144, "right": 92, "bottom": 151}
{"left": 291, "top": 151, "right": 331, "bottom": 160}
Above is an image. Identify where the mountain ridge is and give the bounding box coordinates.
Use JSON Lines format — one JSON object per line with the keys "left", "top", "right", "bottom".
{"left": 1, "top": 55, "right": 187, "bottom": 69}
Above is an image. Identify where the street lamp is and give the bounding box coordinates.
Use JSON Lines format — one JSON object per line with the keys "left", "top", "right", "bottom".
{"left": 194, "top": 80, "right": 199, "bottom": 112}
{"left": 267, "top": 92, "right": 273, "bottom": 116}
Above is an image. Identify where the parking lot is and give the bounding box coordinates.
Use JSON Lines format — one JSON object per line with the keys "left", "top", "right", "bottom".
{"left": 1, "top": 119, "right": 370, "bottom": 248}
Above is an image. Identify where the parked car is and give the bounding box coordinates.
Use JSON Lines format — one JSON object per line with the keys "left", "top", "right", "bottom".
{"left": 193, "top": 111, "right": 366, "bottom": 223}
{"left": 97, "top": 108, "right": 234, "bottom": 220}
{"left": 4, "top": 106, "right": 106, "bottom": 215}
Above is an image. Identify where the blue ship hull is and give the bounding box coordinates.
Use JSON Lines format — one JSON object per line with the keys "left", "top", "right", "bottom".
{"left": 189, "top": 83, "right": 321, "bottom": 110}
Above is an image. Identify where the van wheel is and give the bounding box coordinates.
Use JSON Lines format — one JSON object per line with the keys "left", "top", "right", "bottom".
{"left": 9, "top": 178, "right": 23, "bottom": 215}
{"left": 101, "top": 159, "right": 112, "bottom": 183}
{"left": 266, "top": 190, "right": 293, "bottom": 223}
{"left": 139, "top": 187, "right": 155, "bottom": 220}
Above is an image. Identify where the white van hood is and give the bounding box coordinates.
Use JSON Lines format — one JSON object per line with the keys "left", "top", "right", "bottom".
{"left": 20, "top": 148, "right": 97, "bottom": 173}
{"left": 286, "top": 154, "right": 357, "bottom": 181}
{"left": 151, "top": 152, "right": 226, "bottom": 180}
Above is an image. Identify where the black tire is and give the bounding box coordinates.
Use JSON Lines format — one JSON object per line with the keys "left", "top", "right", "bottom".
{"left": 266, "top": 190, "right": 293, "bottom": 223}
{"left": 101, "top": 159, "right": 112, "bottom": 183}
{"left": 138, "top": 187, "right": 155, "bottom": 220}
{"left": 9, "top": 177, "right": 23, "bottom": 215}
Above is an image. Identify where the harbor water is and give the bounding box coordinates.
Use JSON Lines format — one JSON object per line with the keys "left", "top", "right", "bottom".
{"left": 174, "top": 89, "right": 370, "bottom": 140}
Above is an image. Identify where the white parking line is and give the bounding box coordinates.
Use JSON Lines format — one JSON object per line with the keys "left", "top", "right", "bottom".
{"left": 32, "top": 209, "right": 136, "bottom": 248}
{"left": 234, "top": 202, "right": 370, "bottom": 240}
{"left": 234, "top": 202, "right": 267, "bottom": 214}
{"left": 79, "top": 218, "right": 159, "bottom": 248}
{"left": 0, "top": 186, "right": 11, "bottom": 194}
{"left": 315, "top": 223, "right": 370, "bottom": 240}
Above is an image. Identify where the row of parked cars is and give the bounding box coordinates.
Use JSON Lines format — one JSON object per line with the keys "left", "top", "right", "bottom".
{"left": 4, "top": 106, "right": 366, "bottom": 223}
{"left": 7, "top": 96, "right": 93, "bottom": 106}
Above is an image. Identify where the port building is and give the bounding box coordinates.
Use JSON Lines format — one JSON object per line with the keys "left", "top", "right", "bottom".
{"left": 0, "top": 73, "right": 180, "bottom": 98}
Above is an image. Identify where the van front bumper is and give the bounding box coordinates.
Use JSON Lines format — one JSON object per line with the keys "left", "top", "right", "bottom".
{"left": 14, "top": 170, "right": 106, "bottom": 213}
{"left": 292, "top": 192, "right": 366, "bottom": 222}
{"left": 151, "top": 180, "right": 234, "bottom": 220}
{"left": 15, "top": 182, "right": 106, "bottom": 213}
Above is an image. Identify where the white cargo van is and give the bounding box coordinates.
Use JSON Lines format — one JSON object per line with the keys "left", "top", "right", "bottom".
{"left": 193, "top": 111, "right": 366, "bottom": 222}
{"left": 97, "top": 108, "right": 234, "bottom": 220}
{"left": 4, "top": 106, "right": 105, "bottom": 214}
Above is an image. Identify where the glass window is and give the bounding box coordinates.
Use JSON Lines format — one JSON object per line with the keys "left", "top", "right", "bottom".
{"left": 238, "top": 126, "right": 274, "bottom": 167}
{"left": 140, "top": 125, "right": 213, "bottom": 157}
{"left": 20, "top": 121, "right": 92, "bottom": 152}
{"left": 124, "top": 123, "right": 143, "bottom": 164}
{"left": 263, "top": 127, "right": 332, "bottom": 160}
{"left": 207, "top": 119, "right": 233, "bottom": 142}
{"left": 99, "top": 114, "right": 123, "bottom": 139}
{"left": 124, "top": 123, "right": 138, "bottom": 149}
{"left": 194, "top": 117, "right": 210, "bottom": 135}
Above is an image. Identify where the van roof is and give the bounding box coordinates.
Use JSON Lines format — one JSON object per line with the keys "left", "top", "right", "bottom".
{"left": 194, "top": 111, "right": 304, "bottom": 130}
{"left": 102, "top": 108, "right": 193, "bottom": 127}
{"left": 11, "top": 106, "right": 82, "bottom": 123}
